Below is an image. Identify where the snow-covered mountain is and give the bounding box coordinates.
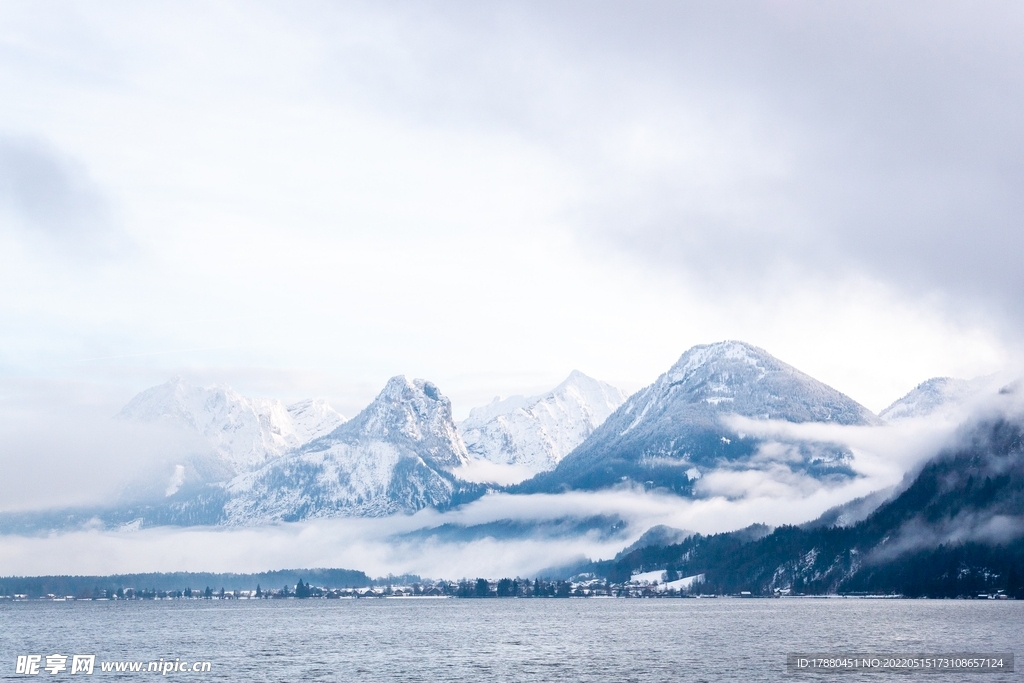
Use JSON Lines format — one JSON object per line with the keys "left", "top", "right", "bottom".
{"left": 520, "top": 341, "right": 881, "bottom": 494}
{"left": 880, "top": 377, "right": 980, "bottom": 422}
{"left": 458, "top": 370, "right": 628, "bottom": 474}
{"left": 117, "top": 378, "right": 346, "bottom": 475}
{"left": 1, "top": 346, "right": 893, "bottom": 531}
{"left": 222, "top": 376, "right": 476, "bottom": 522}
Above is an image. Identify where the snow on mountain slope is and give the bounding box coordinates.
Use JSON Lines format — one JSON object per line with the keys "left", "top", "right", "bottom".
{"left": 117, "top": 378, "right": 346, "bottom": 475}
{"left": 520, "top": 340, "right": 881, "bottom": 494}
{"left": 223, "top": 376, "right": 475, "bottom": 522}
{"left": 458, "top": 370, "right": 628, "bottom": 474}
{"left": 879, "top": 377, "right": 981, "bottom": 422}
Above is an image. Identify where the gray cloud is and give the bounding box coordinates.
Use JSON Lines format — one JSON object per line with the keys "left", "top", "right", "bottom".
{"left": 570, "top": 3, "right": 1024, "bottom": 319}
{"left": 0, "top": 135, "right": 124, "bottom": 256}
{"left": 308, "top": 1, "right": 1024, "bottom": 330}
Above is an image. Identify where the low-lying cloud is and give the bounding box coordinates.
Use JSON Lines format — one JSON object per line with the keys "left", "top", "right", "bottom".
{"left": 868, "top": 513, "right": 1024, "bottom": 566}
{"left": 0, "top": 439, "right": 934, "bottom": 580}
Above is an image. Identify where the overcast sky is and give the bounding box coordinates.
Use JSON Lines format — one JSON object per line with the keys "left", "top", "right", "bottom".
{"left": 2, "top": 1, "right": 1022, "bottom": 422}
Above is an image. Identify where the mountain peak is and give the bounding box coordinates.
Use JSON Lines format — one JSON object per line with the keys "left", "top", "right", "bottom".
{"left": 561, "top": 369, "right": 591, "bottom": 385}
{"left": 223, "top": 376, "right": 472, "bottom": 521}
{"left": 377, "top": 375, "right": 445, "bottom": 403}
{"left": 519, "top": 340, "right": 879, "bottom": 494}
{"left": 379, "top": 374, "right": 412, "bottom": 397}
{"left": 668, "top": 341, "right": 772, "bottom": 382}
{"left": 554, "top": 369, "right": 619, "bottom": 395}
{"left": 359, "top": 376, "right": 460, "bottom": 449}
{"left": 648, "top": 341, "right": 876, "bottom": 425}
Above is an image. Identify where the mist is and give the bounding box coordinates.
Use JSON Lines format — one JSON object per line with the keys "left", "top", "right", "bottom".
{"left": 0, "top": 378, "right": 222, "bottom": 511}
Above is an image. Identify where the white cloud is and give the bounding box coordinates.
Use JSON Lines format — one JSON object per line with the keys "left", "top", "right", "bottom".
{"left": 0, "top": 480, "right": 888, "bottom": 578}
{"left": 453, "top": 459, "right": 536, "bottom": 486}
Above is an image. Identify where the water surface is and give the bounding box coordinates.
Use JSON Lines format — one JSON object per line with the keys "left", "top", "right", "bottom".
{"left": 1, "top": 598, "right": 1019, "bottom": 681}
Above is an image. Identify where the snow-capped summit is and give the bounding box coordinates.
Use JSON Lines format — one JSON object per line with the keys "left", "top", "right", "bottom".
{"left": 643, "top": 340, "right": 879, "bottom": 428}
{"left": 459, "top": 370, "right": 628, "bottom": 473}
{"left": 116, "top": 378, "right": 346, "bottom": 475}
{"left": 520, "top": 341, "right": 880, "bottom": 494}
{"left": 354, "top": 376, "right": 468, "bottom": 465}
{"left": 223, "top": 376, "right": 474, "bottom": 522}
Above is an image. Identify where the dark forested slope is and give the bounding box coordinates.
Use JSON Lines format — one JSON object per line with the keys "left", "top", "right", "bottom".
{"left": 591, "top": 416, "right": 1024, "bottom": 598}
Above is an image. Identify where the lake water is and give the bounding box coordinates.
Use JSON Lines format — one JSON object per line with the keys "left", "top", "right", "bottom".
{"left": 1, "top": 598, "right": 1020, "bottom": 681}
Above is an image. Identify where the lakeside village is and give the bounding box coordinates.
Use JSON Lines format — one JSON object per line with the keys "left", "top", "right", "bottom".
{"left": 1, "top": 571, "right": 716, "bottom": 600}
{"left": 2, "top": 571, "right": 1013, "bottom": 601}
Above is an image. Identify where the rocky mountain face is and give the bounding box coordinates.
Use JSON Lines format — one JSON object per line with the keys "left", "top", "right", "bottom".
{"left": 222, "top": 376, "right": 479, "bottom": 522}
{"left": 519, "top": 341, "right": 880, "bottom": 494}
{"left": 595, "top": 409, "right": 1024, "bottom": 597}
{"left": 458, "top": 370, "right": 628, "bottom": 474}
{"left": 117, "top": 378, "right": 346, "bottom": 477}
